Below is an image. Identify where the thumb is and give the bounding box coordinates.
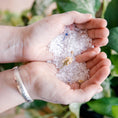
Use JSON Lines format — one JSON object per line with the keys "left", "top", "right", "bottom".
{"left": 60, "top": 11, "right": 92, "bottom": 25}
{"left": 71, "top": 84, "right": 103, "bottom": 103}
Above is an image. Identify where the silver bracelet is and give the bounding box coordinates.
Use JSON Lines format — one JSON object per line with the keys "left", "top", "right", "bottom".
{"left": 13, "top": 66, "right": 33, "bottom": 102}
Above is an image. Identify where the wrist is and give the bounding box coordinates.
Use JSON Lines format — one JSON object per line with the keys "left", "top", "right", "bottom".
{"left": 18, "top": 64, "right": 37, "bottom": 100}
{"left": 20, "top": 25, "right": 34, "bottom": 62}
{"left": 0, "top": 26, "right": 25, "bottom": 63}
{"left": 13, "top": 27, "right": 25, "bottom": 62}
{"left": 0, "top": 69, "right": 25, "bottom": 113}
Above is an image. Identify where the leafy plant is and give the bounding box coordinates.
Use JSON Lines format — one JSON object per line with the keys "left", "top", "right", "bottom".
{"left": 88, "top": 97, "right": 118, "bottom": 117}
{"left": 104, "top": 0, "right": 118, "bottom": 29}
{"left": 1, "top": 0, "right": 118, "bottom": 118}
{"left": 55, "top": 0, "right": 101, "bottom": 17}
{"left": 108, "top": 27, "right": 118, "bottom": 53}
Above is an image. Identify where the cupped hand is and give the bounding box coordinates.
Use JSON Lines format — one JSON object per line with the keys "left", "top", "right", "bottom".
{"left": 71, "top": 52, "right": 111, "bottom": 90}
{"left": 19, "top": 52, "right": 110, "bottom": 104}
{"left": 22, "top": 11, "right": 109, "bottom": 62}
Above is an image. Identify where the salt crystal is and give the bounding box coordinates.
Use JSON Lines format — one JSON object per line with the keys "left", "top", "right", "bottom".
{"left": 48, "top": 25, "right": 93, "bottom": 83}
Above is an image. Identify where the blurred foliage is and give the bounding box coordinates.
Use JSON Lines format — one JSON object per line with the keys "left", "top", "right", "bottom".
{"left": 110, "top": 55, "right": 118, "bottom": 77}
{"left": 1, "top": 0, "right": 118, "bottom": 118}
{"left": 0, "top": 11, "right": 24, "bottom": 26}
{"left": 104, "top": 0, "right": 118, "bottom": 29}
{"left": 88, "top": 97, "right": 118, "bottom": 117}
{"left": 69, "top": 103, "right": 82, "bottom": 118}
{"left": 55, "top": 0, "right": 101, "bottom": 17}
{"left": 31, "top": 0, "right": 53, "bottom": 16}
{"left": 20, "top": 100, "right": 47, "bottom": 110}
{"left": 112, "top": 105, "right": 118, "bottom": 118}
{"left": 108, "top": 27, "right": 118, "bottom": 53}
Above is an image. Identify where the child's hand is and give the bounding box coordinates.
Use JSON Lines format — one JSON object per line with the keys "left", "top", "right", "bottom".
{"left": 22, "top": 11, "right": 108, "bottom": 62}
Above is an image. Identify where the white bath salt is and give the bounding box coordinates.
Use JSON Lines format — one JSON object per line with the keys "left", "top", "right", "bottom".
{"left": 48, "top": 25, "right": 93, "bottom": 84}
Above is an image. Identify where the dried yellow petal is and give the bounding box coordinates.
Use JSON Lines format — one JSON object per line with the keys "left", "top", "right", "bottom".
{"left": 63, "top": 57, "right": 73, "bottom": 66}
{"left": 60, "top": 51, "right": 74, "bottom": 69}
{"left": 78, "top": 80, "right": 84, "bottom": 83}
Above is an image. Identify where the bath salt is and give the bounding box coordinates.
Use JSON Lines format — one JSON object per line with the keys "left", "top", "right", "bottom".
{"left": 48, "top": 25, "right": 93, "bottom": 84}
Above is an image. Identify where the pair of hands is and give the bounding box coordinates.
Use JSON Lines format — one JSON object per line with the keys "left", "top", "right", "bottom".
{"left": 19, "top": 11, "right": 110, "bottom": 104}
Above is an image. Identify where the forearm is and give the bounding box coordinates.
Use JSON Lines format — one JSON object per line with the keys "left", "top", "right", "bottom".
{"left": 0, "top": 26, "right": 24, "bottom": 63}
{"left": 0, "top": 69, "right": 25, "bottom": 113}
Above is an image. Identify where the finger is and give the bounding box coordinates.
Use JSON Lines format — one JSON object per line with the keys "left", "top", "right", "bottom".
{"left": 76, "top": 47, "right": 100, "bottom": 63}
{"left": 87, "top": 52, "right": 107, "bottom": 69}
{"left": 92, "top": 38, "right": 108, "bottom": 47}
{"left": 89, "top": 59, "right": 111, "bottom": 77}
{"left": 70, "top": 84, "right": 103, "bottom": 103}
{"left": 89, "top": 66, "right": 110, "bottom": 85}
{"left": 76, "top": 18, "right": 107, "bottom": 29}
{"left": 68, "top": 82, "right": 80, "bottom": 90}
{"left": 59, "top": 11, "right": 92, "bottom": 25}
{"left": 87, "top": 28, "right": 109, "bottom": 39}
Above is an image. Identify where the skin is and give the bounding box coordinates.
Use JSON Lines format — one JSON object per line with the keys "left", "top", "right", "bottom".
{"left": 22, "top": 11, "right": 109, "bottom": 61}
{"left": 0, "top": 54, "right": 111, "bottom": 113}
{"left": 19, "top": 54, "right": 111, "bottom": 104}
{"left": 0, "top": 11, "right": 110, "bottom": 113}
{"left": 0, "top": 11, "right": 108, "bottom": 63}
{"left": 71, "top": 52, "right": 111, "bottom": 89}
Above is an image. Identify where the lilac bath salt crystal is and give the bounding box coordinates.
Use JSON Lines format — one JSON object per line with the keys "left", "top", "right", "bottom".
{"left": 48, "top": 25, "right": 93, "bottom": 84}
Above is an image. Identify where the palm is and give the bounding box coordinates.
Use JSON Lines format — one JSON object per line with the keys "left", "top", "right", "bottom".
{"left": 22, "top": 12, "right": 109, "bottom": 62}
{"left": 71, "top": 52, "right": 110, "bottom": 90}
{"left": 24, "top": 52, "right": 110, "bottom": 104}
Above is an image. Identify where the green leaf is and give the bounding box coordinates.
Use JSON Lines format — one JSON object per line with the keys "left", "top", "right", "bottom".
{"left": 31, "top": 0, "right": 53, "bottom": 16}
{"left": 94, "top": 78, "right": 111, "bottom": 99}
{"left": 108, "top": 27, "right": 118, "bottom": 53}
{"left": 111, "top": 77, "right": 118, "bottom": 87}
{"left": 102, "top": 78, "right": 111, "bottom": 97}
{"left": 0, "top": 63, "right": 21, "bottom": 70}
{"left": 69, "top": 103, "right": 81, "bottom": 118}
{"left": 110, "top": 55, "right": 118, "bottom": 77}
{"left": 88, "top": 97, "right": 118, "bottom": 117}
{"left": 47, "top": 103, "right": 67, "bottom": 114}
{"left": 20, "top": 100, "right": 47, "bottom": 110}
{"left": 101, "top": 46, "right": 111, "bottom": 58}
{"left": 28, "top": 16, "right": 43, "bottom": 25}
{"left": 101, "top": 0, "right": 111, "bottom": 18}
{"left": 105, "top": 0, "right": 118, "bottom": 29}
{"left": 25, "top": 110, "right": 42, "bottom": 118}
{"left": 0, "top": 10, "right": 24, "bottom": 26}
{"left": 112, "top": 105, "right": 118, "bottom": 118}
{"left": 55, "top": 0, "right": 101, "bottom": 17}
